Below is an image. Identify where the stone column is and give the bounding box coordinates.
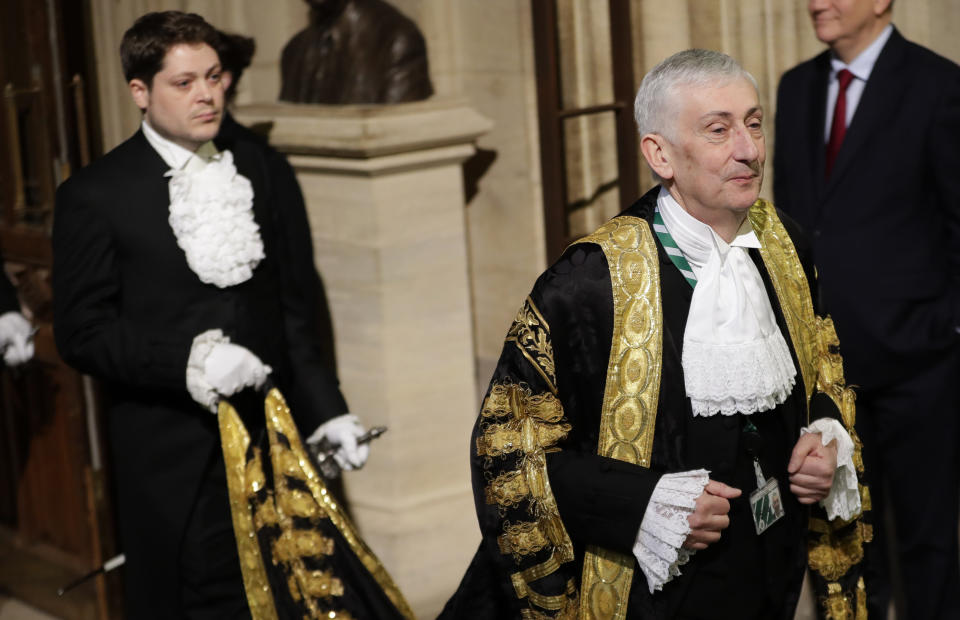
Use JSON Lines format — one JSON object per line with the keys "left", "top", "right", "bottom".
{"left": 235, "top": 99, "right": 492, "bottom": 617}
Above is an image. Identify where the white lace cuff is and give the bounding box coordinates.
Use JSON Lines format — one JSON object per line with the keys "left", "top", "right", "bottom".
{"left": 633, "top": 469, "right": 710, "bottom": 593}
{"left": 187, "top": 329, "right": 230, "bottom": 413}
{"left": 802, "top": 418, "right": 861, "bottom": 521}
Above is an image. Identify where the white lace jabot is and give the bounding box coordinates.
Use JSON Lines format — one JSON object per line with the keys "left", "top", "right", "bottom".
{"left": 657, "top": 188, "right": 796, "bottom": 417}
{"left": 142, "top": 120, "right": 264, "bottom": 288}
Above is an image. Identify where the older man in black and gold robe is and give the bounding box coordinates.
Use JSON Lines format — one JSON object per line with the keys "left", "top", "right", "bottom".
{"left": 443, "top": 50, "right": 870, "bottom": 620}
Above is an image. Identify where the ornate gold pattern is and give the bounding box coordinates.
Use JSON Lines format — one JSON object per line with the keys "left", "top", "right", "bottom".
{"left": 821, "top": 583, "right": 854, "bottom": 620}
{"left": 520, "top": 598, "right": 580, "bottom": 620}
{"left": 300, "top": 569, "right": 345, "bottom": 598}
{"left": 750, "top": 200, "right": 819, "bottom": 409}
{"left": 477, "top": 421, "right": 572, "bottom": 459}
{"left": 218, "top": 402, "right": 280, "bottom": 620}
{"left": 512, "top": 550, "right": 564, "bottom": 586}
{"left": 856, "top": 578, "right": 867, "bottom": 620}
{"left": 486, "top": 470, "right": 530, "bottom": 508}
{"left": 272, "top": 530, "right": 335, "bottom": 563}
{"left": 264, "top": 390, "right": 416, "bottom": 619}
{"left": 218, "top": 391, "right": 415, "bottom": 620}
{"left": 511, "top": 576, "right": 578, "bottom": 611}
{"left": 481, "top": 379, "right": 576, "bottom": 615}
{"left": 572, "top": 217, "right": 663, "bottom": 620}
{"left": 507, "top": 297, "right": 558, "bottom": 394}
{"left": 751, "top": 202, "right": 870, "bottom": 618}
{"left": 808, "top": 521, "right": 869, "bottom": 581}
{"left": 499, "top": 521, "right": 552, "bottom": 557}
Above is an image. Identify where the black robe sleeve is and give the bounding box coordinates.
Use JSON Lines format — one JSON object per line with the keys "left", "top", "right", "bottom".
{"left": 466, "top": 243, "right": 661, "bottom": 618}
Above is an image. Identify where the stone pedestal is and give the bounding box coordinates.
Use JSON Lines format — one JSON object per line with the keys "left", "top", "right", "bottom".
{"left": 235, "top": 99, "right": 492, "bottom": 617}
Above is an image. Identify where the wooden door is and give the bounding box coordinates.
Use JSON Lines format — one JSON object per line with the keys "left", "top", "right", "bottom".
{"left": 531, "top": 0, "right": 642, "bottom": 262}
{"left": 0, "top": 1, "right": 120, "bottom": 618}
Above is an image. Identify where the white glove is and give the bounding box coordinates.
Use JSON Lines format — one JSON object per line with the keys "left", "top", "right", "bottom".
{"left": 307, "top": 414, "right": 370, "bottom": 470}
{"left": 187, "top": 329, "right": 271, "bottom": 412}
{"left": 204, "top": 343, "right": 271, "bottom": 394}
{"left": 0, "top": 311, "right": 34, "bottom": 367}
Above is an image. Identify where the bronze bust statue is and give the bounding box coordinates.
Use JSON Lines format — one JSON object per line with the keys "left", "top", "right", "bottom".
{"left": 280, "top": 0, "right": 433, "bottom": 104}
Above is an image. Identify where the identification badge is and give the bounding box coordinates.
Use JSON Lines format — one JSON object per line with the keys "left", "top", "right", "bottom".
{"left": 749, "top": 460, "right": 785, "bottom": 535}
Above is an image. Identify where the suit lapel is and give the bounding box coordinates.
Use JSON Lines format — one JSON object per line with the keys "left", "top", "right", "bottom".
{"left": 808, "top": 54, "right": 830, "bottom": 206}
{"left": 823, "top": 29, "right": 909, "bottom": 199}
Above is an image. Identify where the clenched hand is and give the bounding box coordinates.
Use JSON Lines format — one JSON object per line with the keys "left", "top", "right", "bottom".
{"left": 683, "top": 480, "right": 742, "bottom": 550}
{"left": 787, "top": 432, "right": 837, "bottom": 504}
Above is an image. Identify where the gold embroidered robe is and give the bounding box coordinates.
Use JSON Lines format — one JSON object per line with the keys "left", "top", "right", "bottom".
{"left": 442, "top": 187, "right": 870, "bottom": 619}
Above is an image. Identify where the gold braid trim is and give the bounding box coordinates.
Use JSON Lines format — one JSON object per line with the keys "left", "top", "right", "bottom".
{"left": 814, "top": 317, "right": 865, "bottom": 473}
{"left": 856, "top": 577, "right": 867, "bottom": 620}
{"left": 272, "top": 530, "right": 335, "bottom": 563}
{"left": 822, "top": 583, "right": 854, "bottom": 620}
{"left": 486, "top": 470, "right": 530, "bottom": 508}
{"left": 219, "top": 402, "right": 280, "bottom": 620}
{"left": 808, "top": 523, "right": 868, "bottom": 581}
{"left": 571, "top": 217, "right": 663, "bottom": 620}
{"left": 499, "top": 521, "right": 552, "bottom": 557}
{"left": 477, "top": 420, "right": 572, "bottom": 458}
{"left": 263, "top": 389, "right": 417, "bottom": 619}
{"left": 481, "top": 377, "right": 576, "bottom": 614}
{"left": 507, "top": 297, "right": 558, "bottom": 395}
{"left": 510, "top": 575, "right": 578, "bottom": 611}
{"left": 750, "top": 200, "right": 819, "bottom": 408}
{"left": 750, "top": 202, "right": 870, "bottom": 619}
{"left": 300, "top": 569, "right": 345, "bottom": 598}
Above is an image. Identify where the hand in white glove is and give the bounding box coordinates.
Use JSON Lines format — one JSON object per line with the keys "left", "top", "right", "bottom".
{"left": 0, "top": 311, "right": 34, "bottom": 367}
{"left": 203, "top": 343, "right": 271, "bottom": 396}
{"left": 307, "top": 414, "right": 370, "bottom": 470}
{"left": 187, "top": 329, "right": 271, "bottom": 412}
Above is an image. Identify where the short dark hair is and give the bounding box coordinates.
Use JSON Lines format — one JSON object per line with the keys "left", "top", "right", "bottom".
{"left": 217, "top": 31, "right": 256, "bottom": 103}
{"left": 120, "top": 11, "right": 221, "bottom": 86}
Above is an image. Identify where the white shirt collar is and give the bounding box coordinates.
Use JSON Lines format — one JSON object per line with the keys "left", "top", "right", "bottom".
{"left": 656, "top": 186, "right": 796, "bottom": 417}
{"left": 830, "top": 24, "right": 893, "bottom": 82}
{"left": 141, "top": 119, "right": 219, "bottom": 171}
{"left": 656, "top": 186, "right": 760, "bottom": 275}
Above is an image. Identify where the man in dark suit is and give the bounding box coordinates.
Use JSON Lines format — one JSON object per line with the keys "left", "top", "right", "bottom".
{"left": 52, "top": 11, "right": 369, "bottom": 618}
{"left": 0, "top": 258, "right": 33, "bottom": 366}
{"left": 774, "top": 1, "right": 960, "bottom": 617}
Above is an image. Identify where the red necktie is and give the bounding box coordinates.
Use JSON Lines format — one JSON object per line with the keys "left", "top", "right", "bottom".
{"left": 825, "top": 69, "right": 854, "bottom": 179}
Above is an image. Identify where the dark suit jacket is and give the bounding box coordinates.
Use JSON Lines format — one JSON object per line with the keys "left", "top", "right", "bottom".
{"left": 52, "top": 127, "right": 347, "bottom": 617}
{"left": 443, "top": 187, "right": 841, "bottom": 619}
{"left": 774, "top": 28, "right": 960, "bottom": 388}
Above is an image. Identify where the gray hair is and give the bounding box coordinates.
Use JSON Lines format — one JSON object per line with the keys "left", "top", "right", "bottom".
{"left": 634, "top": 49, "right": 758, "bottom": 140}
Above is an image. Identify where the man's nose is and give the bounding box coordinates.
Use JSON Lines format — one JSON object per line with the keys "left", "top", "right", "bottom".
{"left": 196, "top": 80, "right": 213, "bottom": 102}
{"left": 732, "top": 127, "right": 760, "bottom": 162}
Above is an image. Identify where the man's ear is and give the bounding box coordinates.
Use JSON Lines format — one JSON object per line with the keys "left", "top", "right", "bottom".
{"left": 129, "top": 79, "right": 149, "bottom": 111}
{"left": 874, "top": 0, "right": 893, "bottom": 16}
{"left": 640, "top": 133, "right": 674, "bottom": 181}
{"left": 221, "top": 70, "right": 234, "bottom": 94}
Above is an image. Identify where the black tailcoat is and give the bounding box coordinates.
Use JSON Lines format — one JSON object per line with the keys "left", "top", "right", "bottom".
{"left": 0, "top": 261, "right": 18, "bottom": 315}
{"left": 52, "top": 126, "right": 347, "bottom": 617}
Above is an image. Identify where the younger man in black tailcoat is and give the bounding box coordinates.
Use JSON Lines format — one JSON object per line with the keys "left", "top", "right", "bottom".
{"left": 52, "top": 12, "right": 369, "bottom": 618}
